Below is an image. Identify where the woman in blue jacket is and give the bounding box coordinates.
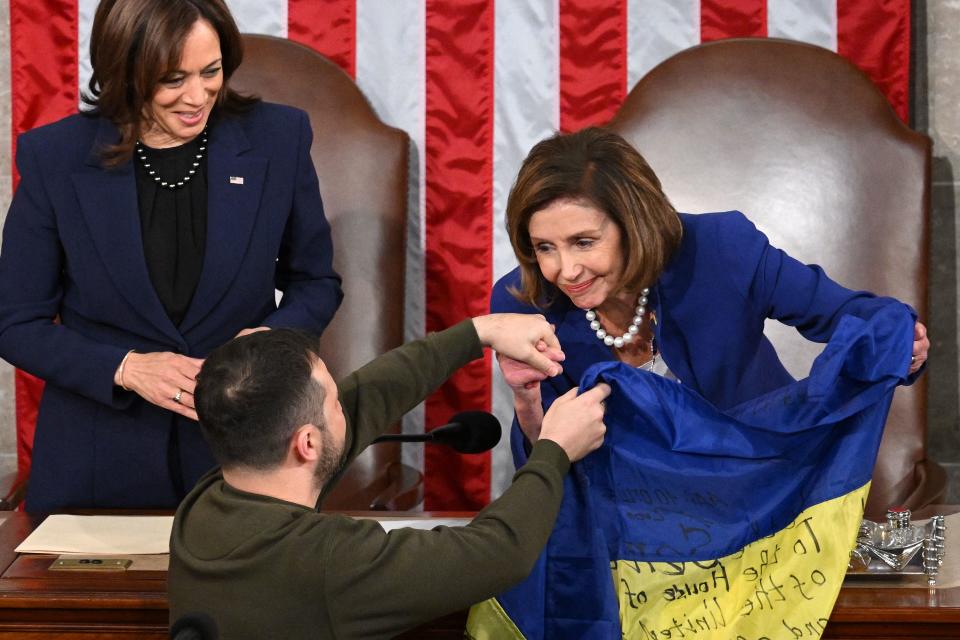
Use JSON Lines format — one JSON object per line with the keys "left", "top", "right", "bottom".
{"left": 492, "top": 127, "right": 928, "bottom": 465}
{"left": 0, "top": 0, "right": 342, "bottom": 511}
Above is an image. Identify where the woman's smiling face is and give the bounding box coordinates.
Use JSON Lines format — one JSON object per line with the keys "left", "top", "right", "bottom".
{"left": 528, "top": 199, "right": 625, "bottom": 310}
{"left": 141, "top": 19, "right": 223, "bottom": 148}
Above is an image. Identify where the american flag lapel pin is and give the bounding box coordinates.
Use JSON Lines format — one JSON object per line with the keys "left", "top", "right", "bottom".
{"left": 229, "top": 176, "right": 244, "bottom": 185}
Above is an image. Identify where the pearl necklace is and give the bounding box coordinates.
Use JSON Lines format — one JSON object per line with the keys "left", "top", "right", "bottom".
{"left": 586, "top": 288, "right": 649, "bottom": 349}
{"left": 135, "top": 128, "right": 208, "bottom": 190}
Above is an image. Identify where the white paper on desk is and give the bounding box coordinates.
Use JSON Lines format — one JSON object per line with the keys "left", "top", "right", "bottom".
{"left": 371, "top": 517, "right": 471, "bottom": 532}
{"left": 15, "top": 515, "right": 174, "bottom": 555}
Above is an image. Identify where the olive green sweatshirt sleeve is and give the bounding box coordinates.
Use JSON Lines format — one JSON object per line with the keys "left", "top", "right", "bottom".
{"left": 333, "top": 319, "right": 483, "bottom": 470}
{"left": 321, "top": 439, "right": 570, "bottom": 640}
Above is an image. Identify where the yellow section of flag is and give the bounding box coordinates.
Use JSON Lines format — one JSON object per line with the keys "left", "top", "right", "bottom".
{"left": 466, "top": 596, "right": 526, "bottom": 640}
{"left": 614, "top": 483, "right": 870, "bottom": 639}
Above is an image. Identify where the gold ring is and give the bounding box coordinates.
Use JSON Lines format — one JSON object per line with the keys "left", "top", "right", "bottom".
{"left": 173, "top": 389, "right": 183, "bottom": 404}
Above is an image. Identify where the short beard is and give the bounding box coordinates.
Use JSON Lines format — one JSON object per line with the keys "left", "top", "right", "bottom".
{"left": 313, "top": 427, "right": 345, "bottom": 491}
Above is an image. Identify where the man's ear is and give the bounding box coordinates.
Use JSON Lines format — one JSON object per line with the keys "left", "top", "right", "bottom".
{"left": 291, "top": 424, "right": 321, "bottom": 462}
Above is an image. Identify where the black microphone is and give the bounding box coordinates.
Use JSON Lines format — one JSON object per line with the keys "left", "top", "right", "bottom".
{"left": 170, "top": 613, "right": 219, "bottom": 640}
{"left": 372, "top": 411, "right": 501, "bottom": 454}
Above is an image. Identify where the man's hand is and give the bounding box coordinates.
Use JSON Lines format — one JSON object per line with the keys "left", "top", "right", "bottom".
{"left": 539, "top": 384, "right": 610, "bottom": 462}
{"left": 473, "top": 313, "right": 564, "bottom": 377}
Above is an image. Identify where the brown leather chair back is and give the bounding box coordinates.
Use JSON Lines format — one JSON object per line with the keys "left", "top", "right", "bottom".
{"left": 231, "top": 35, "right": 417, "bottom": 509}
{"left": 609, "top": 38, "right": 943, "bottom": 519}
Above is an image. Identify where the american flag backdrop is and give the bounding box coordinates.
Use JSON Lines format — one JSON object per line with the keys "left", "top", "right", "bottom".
{"left": 8, "top": 0, "right": 911, "bottom": 510}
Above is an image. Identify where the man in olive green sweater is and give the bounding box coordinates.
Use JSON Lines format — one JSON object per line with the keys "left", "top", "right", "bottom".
{"left": 168, "top": 314, "right": 609, "bottom": 639}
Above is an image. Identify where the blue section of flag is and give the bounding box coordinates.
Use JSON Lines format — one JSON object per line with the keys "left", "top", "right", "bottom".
{"left": 496, "top": 304, "right": 915, "bottom": 640}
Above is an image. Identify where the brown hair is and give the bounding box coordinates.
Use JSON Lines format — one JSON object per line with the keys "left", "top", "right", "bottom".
{"left": 83, "top": 0, "right": 258, "bottom": 166}
{"left": 505, "top": 127, "right": 683, "bottom": 308}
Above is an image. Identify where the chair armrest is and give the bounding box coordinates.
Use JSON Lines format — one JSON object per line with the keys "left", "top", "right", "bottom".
{"left": 369, "top": 462, "right": 424, "bottom": 511}
{"left": 0, "top": 471, "right": 28, "bottom": 511}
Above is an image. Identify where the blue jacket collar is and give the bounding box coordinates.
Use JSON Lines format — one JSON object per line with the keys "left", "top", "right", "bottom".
{"left": 72, "top": 113, "right": 267, "bottom": 342}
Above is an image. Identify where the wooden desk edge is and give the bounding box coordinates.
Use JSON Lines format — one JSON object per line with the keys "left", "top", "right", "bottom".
{"left": 0, "top": 510, "right": 957, "bottom": 639}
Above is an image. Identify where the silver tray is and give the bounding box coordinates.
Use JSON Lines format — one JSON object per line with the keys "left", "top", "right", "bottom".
{"left": 844, "top": 511, "right": 946, "bottom": 584}
{"left": 845, "top": 560, "right": 926, "bottom": 579}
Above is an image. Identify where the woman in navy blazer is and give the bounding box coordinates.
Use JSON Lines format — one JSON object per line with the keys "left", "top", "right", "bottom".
{"left": 0, "top": 0, "right": 342, "bottom": 511}
{"left": 491, "top": 127, "right": 929, "bottom": 468}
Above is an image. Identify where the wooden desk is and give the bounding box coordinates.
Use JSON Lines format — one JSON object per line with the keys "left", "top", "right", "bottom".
{"left": 0, "top": 512, "right": 957, "bottom": 639}
{"left": 828, "top": 584, "right": 960, "bottom": 638}
{"left": 0, "top": 513, "right": 167, "bottom": 639}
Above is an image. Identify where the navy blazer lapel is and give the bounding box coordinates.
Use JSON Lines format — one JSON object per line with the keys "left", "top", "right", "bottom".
{"left": 72, "top": 120, "right": 181, "bottom": 343}
{"left": 655, "top": 266, "right": 700, "bottom": 391}
{"left": 179, "top": 116, "right": 267, "bottom": 333}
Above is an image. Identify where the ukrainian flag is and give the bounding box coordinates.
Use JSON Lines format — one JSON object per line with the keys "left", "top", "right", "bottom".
{"left": 468, "top": 304, "right": 915, "bottom": 639}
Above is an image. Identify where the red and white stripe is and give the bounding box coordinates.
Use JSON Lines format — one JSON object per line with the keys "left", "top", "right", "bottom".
{"left": 6, "top": 0, "right": 912, "bottom": 508}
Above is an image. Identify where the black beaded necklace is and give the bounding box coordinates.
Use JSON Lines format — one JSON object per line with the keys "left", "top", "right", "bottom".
{"left": 135, "top": 128, "right": 208, "bottom": 190}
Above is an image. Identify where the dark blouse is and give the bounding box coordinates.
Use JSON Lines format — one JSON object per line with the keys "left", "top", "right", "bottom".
{"left": 133, "top": 138, "right": 208, "bottom": 327}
